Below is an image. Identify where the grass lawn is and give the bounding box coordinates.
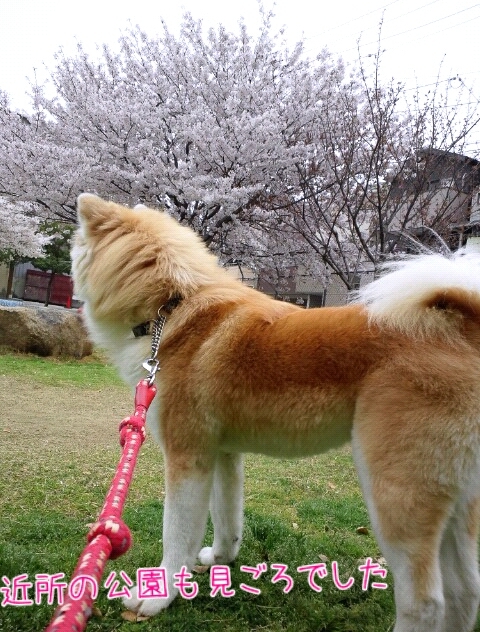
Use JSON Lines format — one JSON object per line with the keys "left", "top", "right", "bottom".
{"left": 0, "top": 351, "right": 453, "bottom": 631}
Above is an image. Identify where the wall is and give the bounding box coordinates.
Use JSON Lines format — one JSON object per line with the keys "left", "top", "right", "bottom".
{"left": 0, "top": 263, "right": 8, "bottom": 297}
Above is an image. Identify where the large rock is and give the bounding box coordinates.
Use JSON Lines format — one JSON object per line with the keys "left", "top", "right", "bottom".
{"left": 0, "top": 305, "right": 93, "bottom": 357}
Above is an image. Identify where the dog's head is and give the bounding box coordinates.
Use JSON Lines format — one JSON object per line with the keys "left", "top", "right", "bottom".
{"left": 72, "top": 194, "right": 221, "bottom": 326}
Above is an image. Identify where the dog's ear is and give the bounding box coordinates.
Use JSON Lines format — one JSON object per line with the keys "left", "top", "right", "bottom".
{"left": 77, "top": 193, "right": 109, "bottom": 221}
{"left": 77, "top": 193, "right": 120, "bottom": 234}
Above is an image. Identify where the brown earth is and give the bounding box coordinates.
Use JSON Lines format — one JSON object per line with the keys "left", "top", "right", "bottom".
{"left": 0, "top": 375, "right": 132, "bottom": 456}
{"left": 0, "top": 373, "right": 166, "bottom": 519}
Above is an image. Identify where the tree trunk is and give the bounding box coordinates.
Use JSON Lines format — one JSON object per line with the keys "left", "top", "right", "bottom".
{"left": 44, "top": 273, "right": 54, "bottom": 307}
{"left": 6, "top": 260, "right": 15, "bottom": 298}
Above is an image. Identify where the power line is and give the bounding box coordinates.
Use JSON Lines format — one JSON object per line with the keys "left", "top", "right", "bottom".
{"left": 405, "top": 77, "right": 464, "bottom": 92}
{"left": 305, "top": 0, "right": 403, "bottom": 39}
{"left": 379, "top": 0, "right": 443, "bottom": 23}
{"left": 344, "top": 3, "right": 480, "bottom": 52}
{"left": 401, "top": 70, "right": 479, "bottom": 91}
{"left": 433, "top": 101, "right": 479, "bottom": 107}
{"left": 349, "top": 9, "right": 480, "bottom": 80}
{"left": 335, "top": 9, "right": 480, "bottom": 80}
{"left": 304, "top": 1, "right": 480, "bottom": 69}
{"left": 376, "top": 11, "right": 480, "bottom": 54}
{"left": 300, "top": 2, "right": 480, "bottom": 110}
{"left": 305, "top": 0, "right": 440, "bottom": 41}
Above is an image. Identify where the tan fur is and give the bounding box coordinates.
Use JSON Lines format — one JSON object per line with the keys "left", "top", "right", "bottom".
{"left": 72, "top": 194, "right": 480, "bottom": 632}
{"left": 467, "top": 497, "right": 480, "bottom": 539}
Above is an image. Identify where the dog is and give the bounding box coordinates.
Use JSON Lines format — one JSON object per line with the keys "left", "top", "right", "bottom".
{"left": 72, "top": 193, "right": 480, "bottom": 632}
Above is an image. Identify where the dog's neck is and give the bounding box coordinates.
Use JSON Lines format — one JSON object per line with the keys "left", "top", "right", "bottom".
{"left": 132, "top": 295, "right": 183, "bottom": 338}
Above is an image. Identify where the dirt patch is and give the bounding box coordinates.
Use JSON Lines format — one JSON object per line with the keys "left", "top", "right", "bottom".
{"left": 0, "top": 375, "right": 132, "bottom": 455}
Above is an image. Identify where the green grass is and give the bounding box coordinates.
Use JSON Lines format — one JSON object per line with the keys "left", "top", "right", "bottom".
{"left": 0, "top": 351, "right": 473, "bottom": 631}
{"left": 0, "top": 350, "right": 123, "bottom": 388}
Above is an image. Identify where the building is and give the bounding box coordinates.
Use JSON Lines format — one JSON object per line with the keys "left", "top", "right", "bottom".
{"left": 257, "top": 149, "right": 480, "bottom": 307}
{"left": 389, "top": 148, "right": 480, "bottom": 250}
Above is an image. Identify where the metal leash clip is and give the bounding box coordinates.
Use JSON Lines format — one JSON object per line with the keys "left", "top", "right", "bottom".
{"left": 142, "top": 308, "right": 167, "bottom": 385}
{"left": 142, "top": 358, "right": 160, "bottom": 385}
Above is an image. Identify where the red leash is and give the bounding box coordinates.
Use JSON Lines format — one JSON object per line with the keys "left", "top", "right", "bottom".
{"left": 45, "top": 379, "right": 157, "bottom": 632}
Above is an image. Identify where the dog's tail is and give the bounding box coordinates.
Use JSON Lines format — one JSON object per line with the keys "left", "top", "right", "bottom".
{"left": 356, "top": 251, "right": 480, "bottom": 338}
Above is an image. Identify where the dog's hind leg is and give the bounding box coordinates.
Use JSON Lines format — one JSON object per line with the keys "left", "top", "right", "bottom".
{"left": 198, "top": 452, "right": 244, "bottom": 565}
{"left": 439, "top": 494, "right": 480, "bottom": 632}
{"left": 123, "top": 452, "right": 214, "bottom": 617}
{"left": 352, "top": 430, "right": 451, "bottom": 632}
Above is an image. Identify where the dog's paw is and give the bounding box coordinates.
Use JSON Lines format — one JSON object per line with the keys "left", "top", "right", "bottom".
{"left": 123, "top": 586, "right": 172, "bottom": 617}
{"left": 198, "top": 546, "right": 216, "bottom": 565}
{"left": 198, "top": 546, "right": 235, "bottom": 565}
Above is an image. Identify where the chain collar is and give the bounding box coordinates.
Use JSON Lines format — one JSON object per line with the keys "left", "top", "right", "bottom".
{"left": 142, "top": 310, "right": 167, "bottom": 385}
{"left": 132, "top": 295, "right": 182, "bottom": 338}
{"left": 133, "top": 295, "right": 182, "bottom": 385}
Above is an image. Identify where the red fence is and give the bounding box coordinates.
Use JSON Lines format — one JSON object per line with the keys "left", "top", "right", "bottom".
{"left": 23, "top": 270, "right": 73, "bottom": 307}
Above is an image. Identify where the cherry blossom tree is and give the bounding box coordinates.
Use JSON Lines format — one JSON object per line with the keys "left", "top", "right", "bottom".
{"left": 0, "top": 15, "right": 478, "bottom": 291}
{"left": 0, "top": 200, "right": 48, "bottom": 259}
{"left": 266, "top": 52, "right": 480, "bottom": 289}
{"left": 0, "top": 197, "right": 51, "bottom": 296}
{"left": 0, "top": 14, "right": 339, "bottom": 233}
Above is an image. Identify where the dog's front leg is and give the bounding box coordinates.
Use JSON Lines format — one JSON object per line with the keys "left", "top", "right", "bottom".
{"left": 123, "top": 456, "right": 213, "bottom": 617}
{"left": 199, "top": 452, "right": 244, "bottom": 565}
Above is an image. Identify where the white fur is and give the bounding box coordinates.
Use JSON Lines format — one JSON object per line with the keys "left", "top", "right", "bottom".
{"left": 440, "top": 500, "right": 480, "bottom": 632}
{"left": 124, "top": 473, "right": 213, "bottom": 616}
{"left": 198, "top": 453, "right": 244, "bottom": 565}
{"left": 356, "top": 251, "right": 480, "bottom": 336}
{"left": 352, "top": 429, "right": 446, "bottom": 632}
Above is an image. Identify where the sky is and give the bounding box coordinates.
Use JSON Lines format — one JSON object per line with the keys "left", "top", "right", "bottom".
{"left": 1, "top": 0, "right": 479, "bottom": 147}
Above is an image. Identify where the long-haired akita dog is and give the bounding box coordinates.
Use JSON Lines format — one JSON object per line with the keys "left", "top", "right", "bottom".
{"left": 72, "top": 193, "right": 480, "bottom": 632}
